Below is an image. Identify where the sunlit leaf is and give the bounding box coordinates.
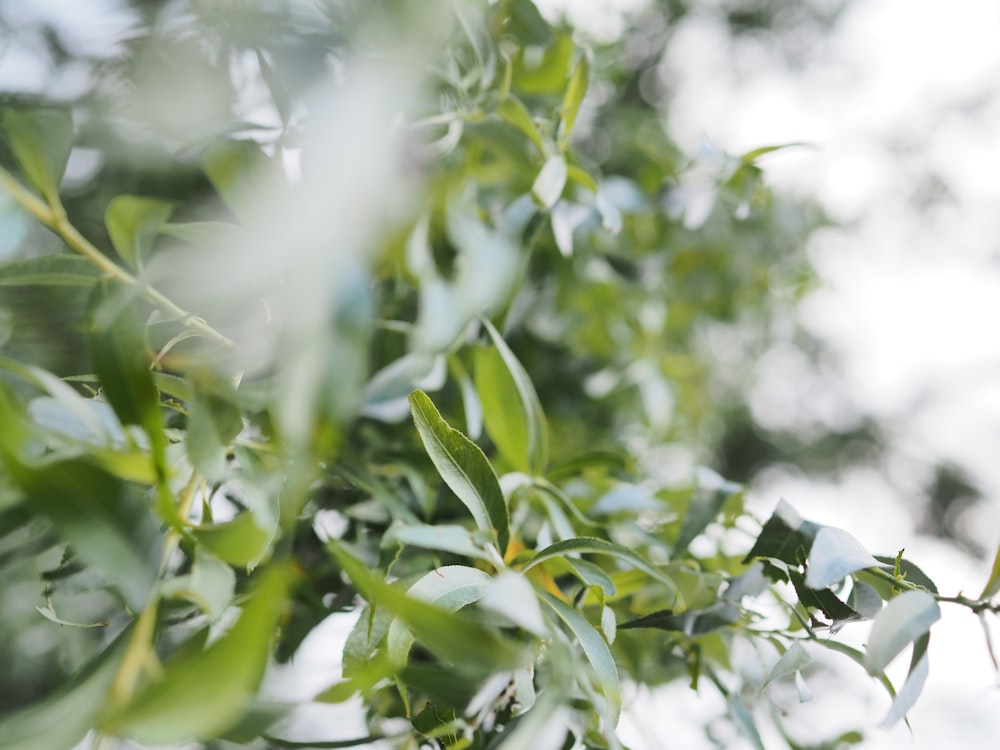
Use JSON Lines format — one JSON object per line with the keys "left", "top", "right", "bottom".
{"left": 864, "top": 591, "right": 940, "bottom": 675}
{"left": 805, "top": 526, "right": 880, "bottom": 590}
{"left": 558, "top": 54, "right": 589, "bottom": 143}
{"left": 979, "top": 544, "right": 1000, "bottom": 600}
{"left": 388, "top": 523, "right": 495, "bottom": 562}
{"left": 881, "top": 635, "right": 930, "bottom": 727}
{"left": 409, "top": 389, "right": 509, "bottom": 554}
{"left": 531, "top": 155, "right": 567, "bottom": 209}
{"left": 479, "top": 571, "right": 548, "bottom": 636}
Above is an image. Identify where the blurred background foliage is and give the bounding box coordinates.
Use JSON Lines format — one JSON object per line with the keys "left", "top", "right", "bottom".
{"left": 0, "top": 1, "right": 986, "bottom": 749}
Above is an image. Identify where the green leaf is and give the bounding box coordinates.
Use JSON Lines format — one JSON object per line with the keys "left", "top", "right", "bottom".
{"left": 184, "top": 375, "right": 243, "bottom": 481}
{"left": 475, "top": 318, "right": 548, "bottom": 474}
{"left": 864, "top": 590, "right": 940, "bottom": 676}
{"left": 766, "top": 641, "right": 811, "bottom": 685}
{"left": 744, "top": 500, "right": 822, "bottom": 566}
{"left": 532, "top": 155, "right": 567, "bottom": 209}
{"left": 105, "top": 196, "right": 173, "bottom": 270}
{"left": 0, "top": 254, "right": 101, "bottom": 287}
{"left": 522, "top": 536, "right": 680, "bottom": 605}
{"left": 387, "top": 522, "right": 495, "bottom": 562}
{"left": 7, "top": 459, "right": 162, "bottom": 611}
{"left": 0, "top": 631, "right": 128, "bottom": 750}
{"left": 504, "top": 0, "right": 553, "bottom": 46}
{"left": 202, "top": 140, "right": 280, "bottom": 223}
{"left": 386, "top": 565, "right": 492, "bottom": 666}
{"left": 673, "top": 485, "right": 742, "bottom": 558}
{"left": 160, "top": 220, "right": 249, "bottom": 247}
{"left": 329, "top": 541, "right": 528, "bottom": 674}
{"left": 87, "top": 282, "right": 166, "bottom": 468}
{"left": 619, "top": 604, "right": 742, "bottom": 635}
{"left": 160, "top": 549, "right": 236, "bottom": 621}
{"left": 980, "top": 544, "right": 1000, "bottom": 600}
{"left": 558, "top": 54, "right": 589, "bottom": 143}
{"left": 101, "top": 563, "right": 289, "bottom": 745}
{"left": 192, "top": 511, "right": 275, "bottom": 569}
{"left": 788, "top": 569, "right": 857, "bottom": 622}
{"left": 478, "top": 570, "right": 548, "bottom": 636}
{"left": 495, "top": 96, "right": 545, "bottom": 154}
{"left": 408, "top": 389, "right": 509, "bottom": 555}
{"left": 540, "top": 591, "right": 621, "bottom": 725}
{"left": 805, "top": 526, "right": 880, "bottom": 590}
{"left": 1, "top": 109, "right": 73, "bottom": 200}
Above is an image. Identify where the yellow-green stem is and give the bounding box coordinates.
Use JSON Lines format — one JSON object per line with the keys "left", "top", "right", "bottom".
{"left": 0, "top": 165, "right": 237, "bottom": 349}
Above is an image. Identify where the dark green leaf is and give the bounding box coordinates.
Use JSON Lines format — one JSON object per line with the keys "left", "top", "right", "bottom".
{"left": 673, "top": 487, "right": 741, "bottom": 559}
{"left": 788, "top": 570, "right": 857, "bottom": 622}
{"left": 0, "top": 630, "right": 128, "bottom": 750}
{"left": 619, "top": 604, "right": 742, "bottom": 635}
{"left": 873, "top": 555, "right": 939, "bottom": 595}
{"left": 105, "top": 196, "right": 173, "bottom": 270}
{"left": 743, "top": 501, "right": 822, "bottom": 566}
{"left": 2, "top": 109, "right": 73, "bottom": 200}
{"left": 8, "top": 459, "right": 161, "bottom": 611}
{"left": 408, "top": 389, "right": 509, "bottom": 555}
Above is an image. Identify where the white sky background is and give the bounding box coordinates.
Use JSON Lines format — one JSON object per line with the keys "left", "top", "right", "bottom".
{"left": 536, "top": 0, "right": 1000, "bottom": 748}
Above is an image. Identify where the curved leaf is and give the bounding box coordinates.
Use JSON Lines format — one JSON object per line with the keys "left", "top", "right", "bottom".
{"left": 541, "top": 592, "right": 621, "bottom": 725}
{"left": 864, "top": 590, "right": 940, "bottom": 675}
{"left": 408, "top": 389, "right": 509, "bottom": 554}
{"left": 0, "top": 255, "right": 100, "bottom": 287}
{"left": 805, "top": 526, "right": 880, "bottom": 590}
{"left": 476, "top": 318, "right": 548, "bottom": 474}
{"left": 105, "top": 196, "right": 173, "bottom": 270}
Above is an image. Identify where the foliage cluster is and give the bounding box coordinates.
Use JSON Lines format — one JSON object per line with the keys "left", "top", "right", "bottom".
{"left": 0, "top": 2, "right": 997, "bottom": 750}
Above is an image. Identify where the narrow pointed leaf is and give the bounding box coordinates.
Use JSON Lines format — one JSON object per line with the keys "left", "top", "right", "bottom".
{"left": 979, "top": 543, "right": 1000, "bottom": 600}
{"left": 408, "top": 389, "right": 509, "bottom": 554}
{"left": 541, "top": 592, "right": 621, "bottom": 725}
{"left": 882, "top": 635, "right": 930, "bottom": 727}
{"left": 766, "top": 642, "right": 811, "bottom": 685}
{"left": 744, "top": 500, "right": 822, "bottom": 566}
{"left": 476, "top": 318, "right": 548, "bottom": 473}
{"left": 558, "top": 55, "right": 589, "bottom": 142}
{"left": 192, "top": 512, "right": 275, "bottom": 568}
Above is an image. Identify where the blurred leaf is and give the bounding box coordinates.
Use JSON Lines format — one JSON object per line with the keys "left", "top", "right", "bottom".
{"left": 503, "top": 0, "right": 552, "bottom": 46}
{"left": 202, "top": 140, "right": 281, "bottom": 223}
{"left": 805, "top": 527, "right": 880, "bottom": 590}
{"left": 192, "top": 512, "right": 275, "bottom": 569}
{"left": 979, "top": 545, "right": 1000, "bottom": 599}
{"left": 532, "top": 155, "right": 567, "bottom": 209}
{"left": 386, "top": 565, "right": 491, "bottom": 665}
{"left": 388, "top": 523, "right": 495, "bottom": 562}
{"left": 87, "top": 281, "right": 165, "bottom": 466}
{"left": 495, "top": 96, "right": 545, "bottom": 155}
{"left": 35, "top": 605, "right": 108, "bottom": 628}
{"left": 673, "top": 486, "right": 742, "bottom": 558}
{"left": 105, "top": 196, "right": 173, "bottom": 270}
{"left": 478, "top": 570, "right": 548, "bottom": 636}
{"left": 7, "top": 459, "right": 162, "bottom": 611}
{"left": 558, "top": 54, "right": 589, "bottom": 143}
{"left": 185, "top": 376, "right": 242, "bottom": 481}
{"left": 0, "top": 254, "right": 100, "bottom": 286}
{"left": 0, "top": 630, "right": 127, "bottom": 750}
{"left": 476, "top": 318, "right": 548, "bottom": 474}
{"left": 160, "top": 220, "right": 249, "bottom": 247}
{"left": 160, "top": 549, "right": 236, "bottom": 621}
{"left": 619, "top": 604, "right": 741, "bottom": 635}
{"left": 728, "top": 697, "right": 765, "bottom": 750}
{"left": 409, "top": 389, "right": 509, "bottom": 555}
{"left": 766, "top": 641, "right": 811, "bottom": 685}
{"left": 101, "top": 563, "right": 289, "bottom": 745}
{"left": 541, "top": 591, "right": 621, "bottom": 724}
{"left": 864, "top": 591, "right": 940, "bottom": 676}
{"left": 1, "top": 109, "right": 73, "bottom": 200}
{"left": 329, "top": 541, "right": 528, "bottom": 674}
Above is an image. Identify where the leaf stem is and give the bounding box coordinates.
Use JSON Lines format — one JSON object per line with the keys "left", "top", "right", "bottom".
{"left": 0, "top": 165, "right": 236, "bottom": 349}
{"left": 868, "top": 565, "right": 1000, "bottom": 615}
